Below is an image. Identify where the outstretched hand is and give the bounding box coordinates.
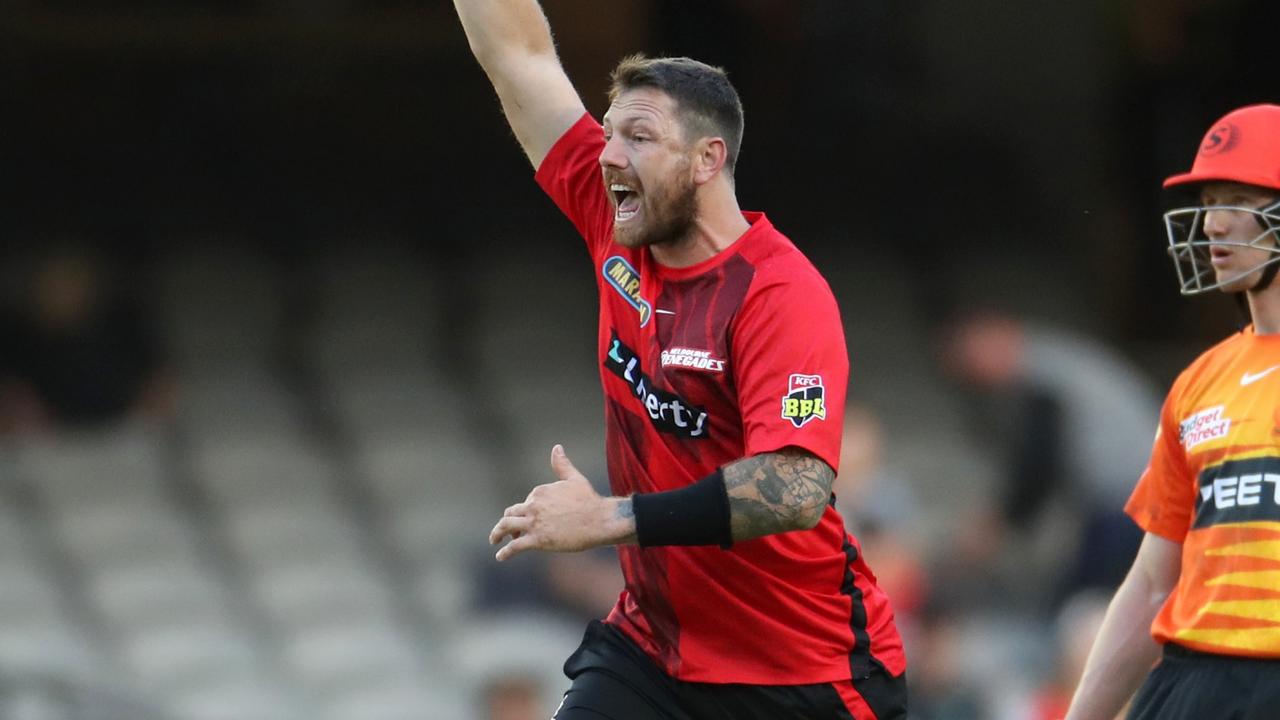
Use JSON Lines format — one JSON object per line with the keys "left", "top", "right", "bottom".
{"left": 489, "top": 445, "right": 635, "bottom": 561}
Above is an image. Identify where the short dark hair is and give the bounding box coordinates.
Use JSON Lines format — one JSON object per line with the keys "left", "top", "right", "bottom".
{"left": 608, "top": 54, "right": 745, "bottom": 175}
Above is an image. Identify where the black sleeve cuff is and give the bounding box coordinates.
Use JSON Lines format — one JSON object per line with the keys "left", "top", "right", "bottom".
{"left": 632, "top": 469, "right": 733, "bottom": 549}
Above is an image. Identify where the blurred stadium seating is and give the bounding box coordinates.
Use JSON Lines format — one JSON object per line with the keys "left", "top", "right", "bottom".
{"left": 0, "top": 237, "right": 1021, "bottom": 718}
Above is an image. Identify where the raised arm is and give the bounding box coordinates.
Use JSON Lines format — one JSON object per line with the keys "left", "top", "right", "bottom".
{"left": 453, "top": 0, "right": 588, "bottom": 168}
{"left": 1064, "top": 532, "right": 1182, "bottom": 720}
{"left": 489, "top": 445, "right": 834, "bottom": 561}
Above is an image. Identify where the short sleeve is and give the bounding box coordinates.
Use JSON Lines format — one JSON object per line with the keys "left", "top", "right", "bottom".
{"left": 534, "top": 113, "right": 614, "bottom": 261}
{"left": 731, "top": 262, "right": 848, "bottom": 471}
{"left": 1125, "top": 386, "right": 1195, "bottom": 542}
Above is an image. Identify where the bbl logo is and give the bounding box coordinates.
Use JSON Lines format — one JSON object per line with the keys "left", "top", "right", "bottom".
{"left": 781, "top": 374, "right": 826, "bottom": 428}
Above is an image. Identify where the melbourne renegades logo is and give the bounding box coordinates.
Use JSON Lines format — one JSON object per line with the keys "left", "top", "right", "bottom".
{"left": 781, "top": 374, "right": 826, "bottom": 428}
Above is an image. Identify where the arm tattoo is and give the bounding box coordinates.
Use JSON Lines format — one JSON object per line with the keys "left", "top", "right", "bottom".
{"left": 722, "top": 448, "right": 835, "bottom": 541}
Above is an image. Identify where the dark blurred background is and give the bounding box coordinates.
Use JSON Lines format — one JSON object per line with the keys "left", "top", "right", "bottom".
{"left": 6, "top": 0, "right": 1278, "bottom": 350}
{"left": 0, "top": 1, "right": 1277, "bottom": 718}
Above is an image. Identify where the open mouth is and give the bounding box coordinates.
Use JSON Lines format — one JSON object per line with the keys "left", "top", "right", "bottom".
{"left": 610, "top": 183, "right": 641, "bottom": 222}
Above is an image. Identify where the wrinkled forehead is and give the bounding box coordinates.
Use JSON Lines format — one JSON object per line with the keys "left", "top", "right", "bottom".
{"left": 603, "top": 87, "right": 681, "bottom": 130}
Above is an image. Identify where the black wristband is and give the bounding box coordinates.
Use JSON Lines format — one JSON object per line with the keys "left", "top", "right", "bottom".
{"left": 632, "top": 469, "right": 733, "bottom": 549}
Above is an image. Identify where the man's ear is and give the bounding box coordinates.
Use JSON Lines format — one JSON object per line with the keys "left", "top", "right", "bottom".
{"left": 691, "top": 137, "right": 728, "bottom": 185}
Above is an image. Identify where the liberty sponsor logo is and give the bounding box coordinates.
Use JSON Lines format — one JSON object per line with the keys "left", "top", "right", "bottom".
{"left": 605, "top": 332, "right": 709, "bottom": 438}
{"left": 781, "top": 374, "right": 826, "bottom": 428}
{"left": 602, "top": 256, "right": 652, "bottom": 328}
{"left": 1179, "top": 405, "right": 1231, "bottom": 450}
{"left": 1193, "top": 457, "right": 1280, "bottom": 528}
{"left": 660, "top": 347, "right": 726, "bottom": 373}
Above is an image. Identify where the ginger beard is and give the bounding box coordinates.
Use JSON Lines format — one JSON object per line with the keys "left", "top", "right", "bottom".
{"left": 608, "top": 157, "right": 699, "bottom": 249}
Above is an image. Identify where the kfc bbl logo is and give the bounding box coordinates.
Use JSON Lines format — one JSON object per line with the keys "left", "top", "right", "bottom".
{"left": 781, "top": 374, "right": 826, "bottom": 428}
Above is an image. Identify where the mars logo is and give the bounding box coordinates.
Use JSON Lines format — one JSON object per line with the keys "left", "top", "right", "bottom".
{"left": 1200, "top": 122, "right": 1240, "bottom": 156}
{"left": 781, "top": 374, "right": 826, "bottom": 428}
{"left": 602, "top": 256, "right": 652, "bottom": 327}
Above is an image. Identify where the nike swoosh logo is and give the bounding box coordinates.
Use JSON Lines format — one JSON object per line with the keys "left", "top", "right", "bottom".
{"left": 1241, "top": 365, "right": 1280, "bottom": 386}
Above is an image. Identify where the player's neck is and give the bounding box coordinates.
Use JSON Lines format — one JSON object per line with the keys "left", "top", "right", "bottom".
{"left": 1248, "top": 286, "right": 1280, "bottom": 335}
{"left": 650, "top": 183, "right": 752, "bottom": 269}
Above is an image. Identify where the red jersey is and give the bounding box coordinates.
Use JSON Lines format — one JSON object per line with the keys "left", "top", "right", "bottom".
{"left": 1126, "top": 327, "right": 1280, "bottom": 658}
{"left": 535, "top": 114, "right": 905, "bottom": 685}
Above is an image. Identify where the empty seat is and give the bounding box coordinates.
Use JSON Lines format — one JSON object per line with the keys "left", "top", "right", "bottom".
{"left": 221, "top": 504, "right": 368, "bottom": 571}
{"left": 353, "top": 431, "right": 499, "bottom": 511}
{"left": 189, "top": 436, "right": 338, "bottom": 510}
{"left": 0, "top": 614, "right": 99, "bottom": 677}
{"left": 409, "top": 556, "right": 476, "bottom": 627}
{"left": 118, "top": 619, "right": 264, "bottom": 691}
{"left": 310, "top": 244, "right": 435, "bottom": 323}
{"left": 0, "top": 501, "right": 42, "bottom": 567}
{"left": 171, "top": 677, "right": 309, "bottom": 720}
{"left": 307, "top": 317, "right": 437, "bottom": 382}
{"left": 319, "top": 372, "right": 463, "bottom": 440}
{"left": 279, "top": 619, "right": 425, "bottom": 693}
{"left": 84, "top": 563, "right": 234, "bottom": 635}
{"left": 0, "top": 560, "right": 76, "bottom": 635}
{"left": 247, "top": 561, "right": 397, "bottom": 632}
{"left": 155, "top": 245, "right": 284, "bottom": 371}
{"left": 178, "top": 371, "right": 308, "bottom": 442}
{"left": 353, "top": 432, "right": 501, "bottom": 566}
{"left": 319, "top": 676, "right": 470, "bottom": 720}
{"left": 49, "top": 500, "right": 204, "bottom": 572}
{"left": 13, "top": 428, "right": 168, "bottom": 508}
{"left": 448, "top": 612, "right": 582, "bottom": 707}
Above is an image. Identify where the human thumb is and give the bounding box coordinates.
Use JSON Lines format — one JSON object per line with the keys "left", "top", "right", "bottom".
{"left": 550, "top": 444, "right": 577, "bottom": 480}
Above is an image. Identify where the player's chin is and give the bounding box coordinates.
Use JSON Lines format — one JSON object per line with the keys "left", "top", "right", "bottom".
{"left": 1218, "top": 266, "right": 1259, "bottom": 292}
{"left": 612, "top": 225, "right": 647, "bottom": 249}
{"left": 1216, "top": 269, "right": 1260, "bottom": 293}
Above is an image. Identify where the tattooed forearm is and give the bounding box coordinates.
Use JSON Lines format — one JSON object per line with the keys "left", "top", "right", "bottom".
{"left": 721, "top": 448, "right": 835, "bottom": 541}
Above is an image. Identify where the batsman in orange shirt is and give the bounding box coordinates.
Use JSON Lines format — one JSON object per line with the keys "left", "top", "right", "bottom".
{"left": 1066, "top": 104, "right": 1280, "bottom": 719}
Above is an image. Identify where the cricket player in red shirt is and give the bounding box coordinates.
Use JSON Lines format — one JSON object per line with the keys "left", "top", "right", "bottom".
{"left": 454, "top": 2, "right": 907, "bottom": 717}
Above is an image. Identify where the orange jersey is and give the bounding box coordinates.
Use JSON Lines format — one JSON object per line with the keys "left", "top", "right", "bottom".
{"left": 1127, "top": 326, "right": 1280, "bottom": 657}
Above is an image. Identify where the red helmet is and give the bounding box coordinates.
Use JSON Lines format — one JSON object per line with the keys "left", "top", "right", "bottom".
{"left": 1162, "top": 105, "right": 1280, "bottom": 295}
{"left": 1164, "top": 104, "right": 1280, "bottom": 191}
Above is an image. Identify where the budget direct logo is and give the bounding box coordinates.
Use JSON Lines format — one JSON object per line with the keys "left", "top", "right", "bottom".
{"left": 1179, "top": 405, "right": 1231, "bottom": 451}
{"left": 781, "top": 374, "right": 826, "bottom": 428}
{"left": 602, "top": 256, "right": 652, "bottom": 328}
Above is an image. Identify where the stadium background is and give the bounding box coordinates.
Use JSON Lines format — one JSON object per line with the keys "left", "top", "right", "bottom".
{"left": 1, "top": 0, "right": 1277, "bottom": 718}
